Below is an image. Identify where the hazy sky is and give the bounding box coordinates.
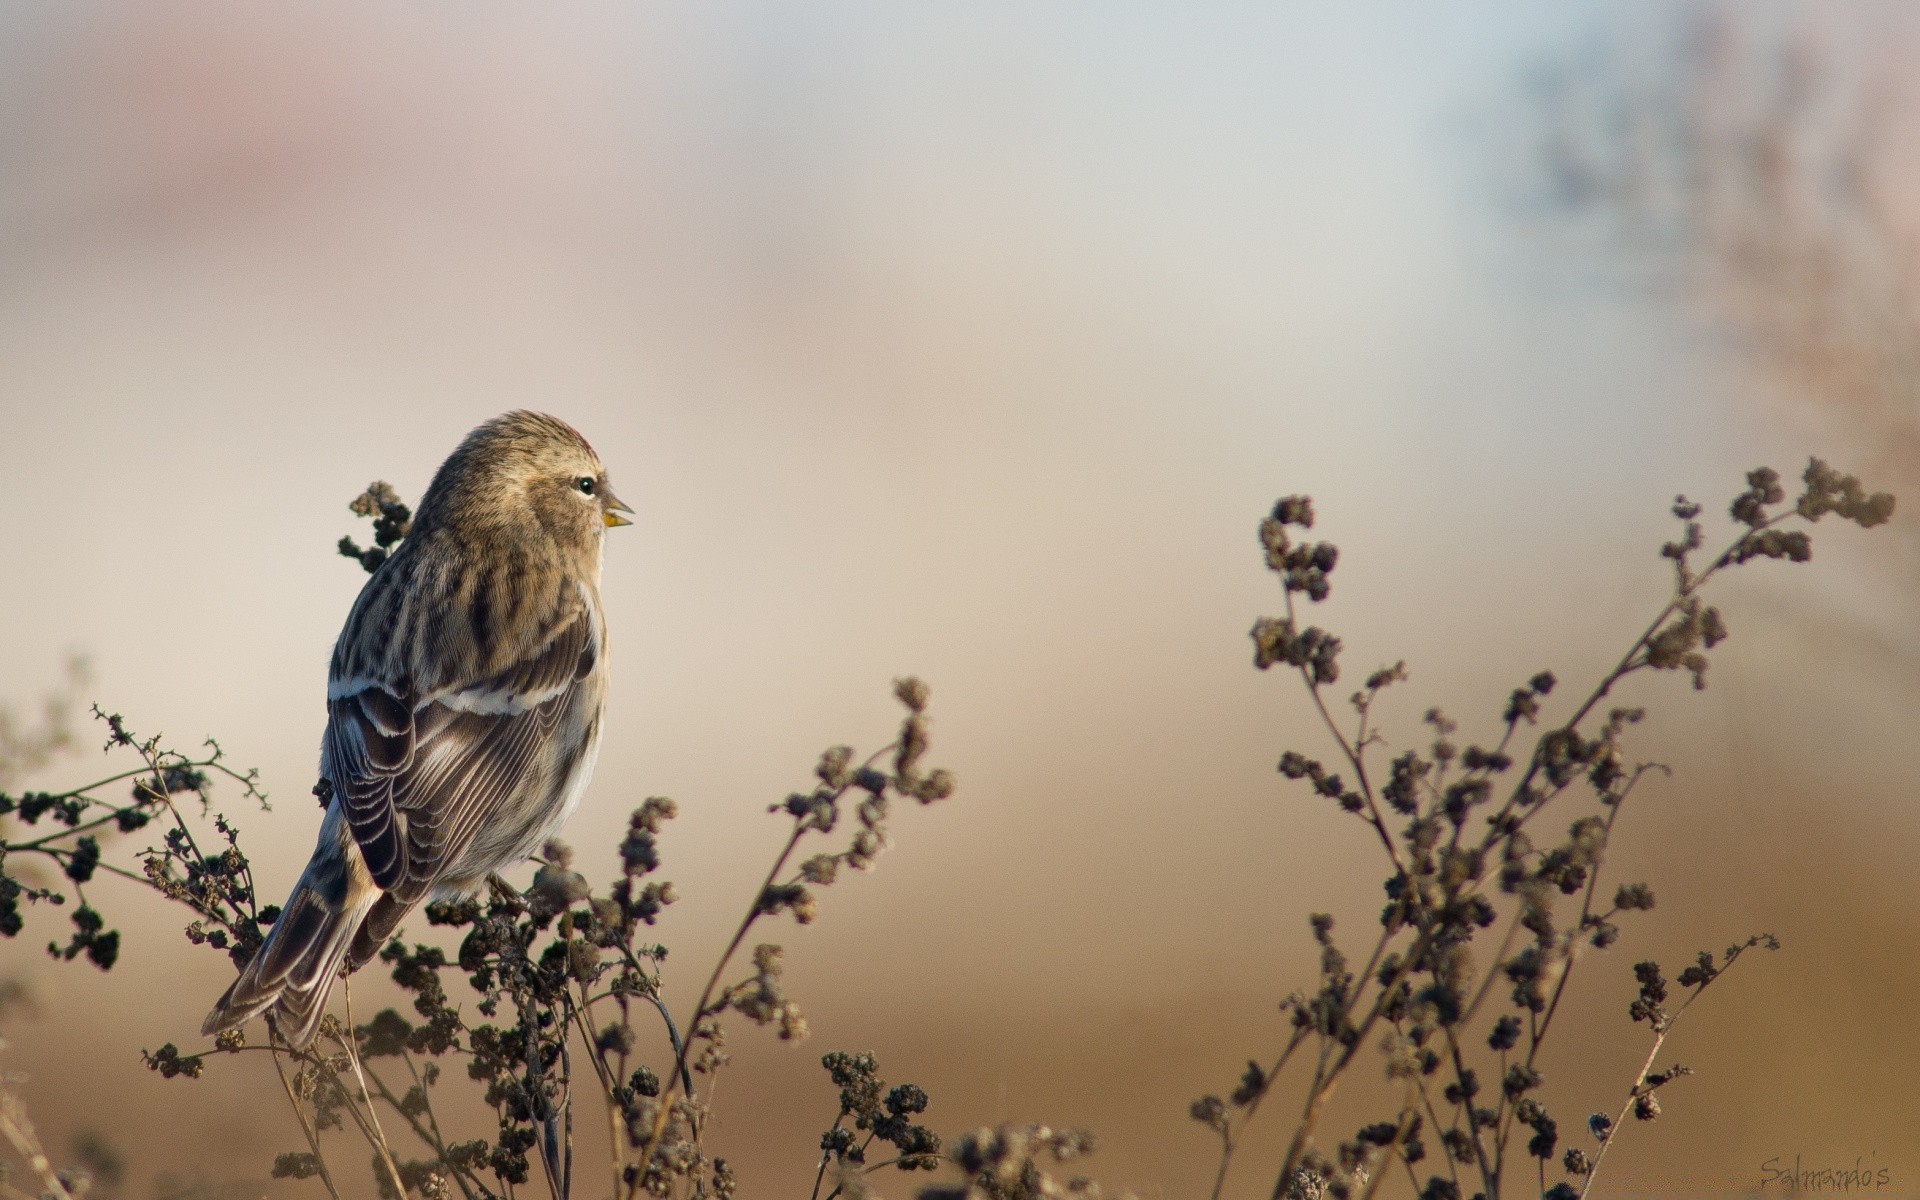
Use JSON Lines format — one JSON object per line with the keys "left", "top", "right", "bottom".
{"left": 1, "top": 3, "right": 1914, "bottom": 1196}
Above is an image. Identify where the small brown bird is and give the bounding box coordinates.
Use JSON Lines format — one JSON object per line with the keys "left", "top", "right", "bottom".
{"left": 204, "top": 411, "right": 630, "bottom": 1048}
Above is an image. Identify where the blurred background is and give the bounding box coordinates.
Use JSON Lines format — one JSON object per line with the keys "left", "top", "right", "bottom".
{"left": 0, "top": 1, "right": 1915, "bottom": 1196}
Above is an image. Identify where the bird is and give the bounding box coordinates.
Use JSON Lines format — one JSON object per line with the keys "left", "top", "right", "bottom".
{"left": 204, "top": 410, "right": 631, "bottom": 1049}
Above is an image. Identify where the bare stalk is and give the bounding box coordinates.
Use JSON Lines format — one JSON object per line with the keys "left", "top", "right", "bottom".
{"left": 1577, "top": 940, "right": 1770, "bottom": 1199}
{"left": 269, "top": 1035, "right": 345, "bottom": 1200}
{"left": 1206, "top": 1027, "right": 1309, "bottom": 1200}
{"left": 629, "top": 817, "right": 810, "bottom": 1189}
{"left": 340, "top": 978, "right": 410, "bottom": 1198}
{"left": 0, "top": 1056, "right": 74, "bottom": 1200}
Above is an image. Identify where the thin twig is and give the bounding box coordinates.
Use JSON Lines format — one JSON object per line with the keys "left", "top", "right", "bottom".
{"left": 269, "top": 1037, "right": 344, "bottom": 1200}
{"left": 1270, "top": 927, "right": 1435, "bottom": 1199}
{"left": 1577, "top": 940, "right": 1769, "bottom": 1199}
{"left": 568, "top": 987, "right": 628, "bottom": 1200}
{"left": 810, "top": 1113, "right": 848, "bottom": 1200}
{"left": 0, "top": 1075, "right": 74, "bottom": 1200}
{"left": 360, "top": 1058, "right": 491, "bottom": 1200}
{"left": 340, "top": 978, "right": 410, "bottom": 1198}
{"left": 630, "top": 818, "right": 809, "bottom": 1183}
{"left": 1206, "top": 1027, "right": 1309, "bottom": 1200}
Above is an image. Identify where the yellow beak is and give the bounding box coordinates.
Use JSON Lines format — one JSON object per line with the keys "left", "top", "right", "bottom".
{"left": 602, "top": 489, "right": 634, "bottom": 528}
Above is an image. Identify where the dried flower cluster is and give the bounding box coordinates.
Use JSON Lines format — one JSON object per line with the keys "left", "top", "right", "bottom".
{"left": 919, "top": 1125, "right": 1130, "bottom": 1200}
{"left": 0, "top": 703, "right": 267, "bottom": 977}
{"left": 337, "top": 482, "right": 414, "bottom": 574}
{"left": 1189, "top": 459, "right": 1890, "bottom": 1200}
{"left": 809, "top": 1050, "right": 942, "bottom": 1198}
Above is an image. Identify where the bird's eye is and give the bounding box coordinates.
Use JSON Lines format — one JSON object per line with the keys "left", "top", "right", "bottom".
{"left": 577, "top": 477, "right": 596, "bottom": 496}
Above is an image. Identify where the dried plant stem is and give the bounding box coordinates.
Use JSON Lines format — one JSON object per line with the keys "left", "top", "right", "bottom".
{"left": 1489, "top": 513, "right": 1794, "bottom": 851}
{"left": 631, "top": 740, "right": 900, "bottom": 1190}
{"left": 556, "top": 1034, "right": 575, "bottom": 1200}
{"left": 406, "top": 1051, "right": 492, "bottom": 1200}
{"left": 614, "top": 944, "right": 693, "bottom": 1095}
{"left": 360, "top": 1058, "right": 492, "bottom": 1200}
{"left": 269, "top": 1035, "right": 344, "bottom": 1200}
{"left": 1270, "top": 928, "right": 1433, "bottom": 1199}
{"left": 1459, "top": 910, "right": 1526, "bottom": 1030}
{"left": 522, "top": 997, "right": 569, "bottom": 1200}
{"left": 567, "top": 989, "right": 628, "bottom": 1200}
{"left": 1579, "top": 1025, "right": 1671, "bottom": 1200}
{"left": 1283, "top": 589, "right": 1410, "bottom": 883}
{"left": 1395, "top": 1031, "right": 1464, "bottom": 1195}
{"left": 1577, "top": 943, "right": 1761, "bottom": 1200}
{"left": 1508, "top": 767, "right": 1659, "bottom": 1091}
{"left": 630, "top": 817, "right": 809, "bottom": 1188}
{"left": 1443, "top": 1027, "right": 1500, "bottom": 1194}
{"left": 810, "top": 1114, "right": 848, "bottom": 1200}
{"left": 340, "top": 979, "right": 409, "bottom": 1198}
{"left": 1206, "top": 1028, "right": 1309, "bottom": 1200}
{"left": 0, "top": 1078, "right": 73, "bottom": 1200}
{"left": 1352, "top": 1108, "right": 1420, "bottom": 1200}
{"left": 1487, "top": 781, "right": 1636, "bottom": 1172}
{"left": 1254, "top": 486, "right": 1843, "bottom": 1197}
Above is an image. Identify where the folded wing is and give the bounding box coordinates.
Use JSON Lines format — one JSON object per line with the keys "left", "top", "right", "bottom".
{"left": 325, "top": 593, "right": 599, "bottom": 899}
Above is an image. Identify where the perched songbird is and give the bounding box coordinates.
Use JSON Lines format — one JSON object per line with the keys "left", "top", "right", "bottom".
{"left": 204, "top": 411, "right": 631, "bottom": 1048}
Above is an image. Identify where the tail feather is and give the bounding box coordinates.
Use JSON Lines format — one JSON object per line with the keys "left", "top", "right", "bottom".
{"left": 347, "top": 890, "right": 414, "bottom": 973}
{"left": 203, "top": 880, "right": 375, "bottom": 1050}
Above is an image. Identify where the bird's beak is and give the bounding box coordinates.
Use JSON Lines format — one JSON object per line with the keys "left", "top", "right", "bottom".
{"left": 602, "top": 489, "right": 634, "bottom": 528}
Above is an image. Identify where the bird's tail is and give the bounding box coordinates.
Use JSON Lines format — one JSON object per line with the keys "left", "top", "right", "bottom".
{"left": 203, "top": 869, "right": 376, "bottom": 1051}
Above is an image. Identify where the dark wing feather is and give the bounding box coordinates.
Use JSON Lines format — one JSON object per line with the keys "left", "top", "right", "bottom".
{"left": 324, "top": 601, "right": 597, "bottom": 895}
{"left": 327, "top": 688, "right": 412, "bottom": 889}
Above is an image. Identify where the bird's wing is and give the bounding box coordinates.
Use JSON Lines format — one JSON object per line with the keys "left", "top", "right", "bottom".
{"left": 324, "top": 591, "right": 599, "bottom": 894}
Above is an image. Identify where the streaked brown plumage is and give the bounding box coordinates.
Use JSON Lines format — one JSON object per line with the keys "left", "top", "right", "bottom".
{"left": 204, "top": 411, "right": 630, "bottom": 1048}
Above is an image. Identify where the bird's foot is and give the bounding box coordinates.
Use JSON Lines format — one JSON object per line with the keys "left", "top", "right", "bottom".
{"left": 486, "top": 873, "right": 525, "bottom": 913}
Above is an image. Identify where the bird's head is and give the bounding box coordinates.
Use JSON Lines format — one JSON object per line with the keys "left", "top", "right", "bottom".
{"left": 414, "top": 411, "right": 633, "bottom": 567}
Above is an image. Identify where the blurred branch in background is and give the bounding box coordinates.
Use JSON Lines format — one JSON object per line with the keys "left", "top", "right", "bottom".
{"left": 0, "top": 656, "right": 89, "bottom": 794}
{"left": 0, "top": 1039, "right": 82, "bottom": 1200}
{"left": 1507, "top": 1, "right": 1920, "bottom": 525}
